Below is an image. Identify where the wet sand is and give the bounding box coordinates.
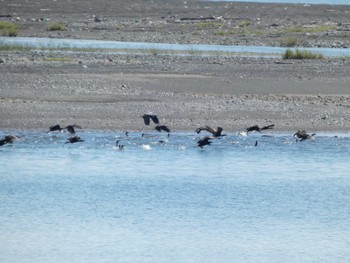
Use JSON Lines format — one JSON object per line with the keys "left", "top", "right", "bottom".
{"left": 0, "top": 0, "right": 349, "bottom": 132}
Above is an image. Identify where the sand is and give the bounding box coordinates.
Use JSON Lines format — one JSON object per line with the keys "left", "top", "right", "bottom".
{"left": 0, "top": 0, "right": 350, "bottom": 133}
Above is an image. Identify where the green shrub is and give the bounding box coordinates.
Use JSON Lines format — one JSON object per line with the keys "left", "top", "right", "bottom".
{"left": 283, "top": 26, "right": 336, "bottom": 33}
{"left": 282, "top": 49, "right": 324, "bottom": 59}
{"left": 0, "top": 45, "right": 31, "bottom": 51}
{"left": 214, "top": 30, "right": 230, "bottom": 36}
{"left": 47, "top": 22, "right": 66, "bottom": 31}
{"left": 280, "top": 36, "right": 299, "bottom": 47}
{"left": 0, "top": 21, "right": 18, "bottom": 36}
{"left": 238, "top": 20, "right": 252, "bottom": 27}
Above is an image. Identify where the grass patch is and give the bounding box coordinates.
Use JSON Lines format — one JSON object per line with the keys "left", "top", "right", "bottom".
{"left": 283, "top": 25, "right": 336, "bottom": 34}
{"left": 47, "top": 22, "right": 67, "bottom": 31}
{"left": 282, "top": 49, "right": 324, "bottom": 59}
{"left": 0, "top": 21, "right": 19, "bottom": 36}
{"left": 280, "top": 36, "right": 299, "bottom": 47}
{"left": 238, "top": 20, "right": 252, "bottom": 27}
{"left": 44, "top": 57, "right": 73, "bottom": 62}
{"left": 0, "top": 45, "right": 31, "bottom": 51}
{"left": 214, "top": 30, "right": 230, "bottom": 36}
{"left": 195, "top": 21, "right": 222, "bottom": 29}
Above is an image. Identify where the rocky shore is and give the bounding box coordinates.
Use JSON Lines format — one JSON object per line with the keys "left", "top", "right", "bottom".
{"left": 0, "top": 0, "right": 350, "bottom": 132}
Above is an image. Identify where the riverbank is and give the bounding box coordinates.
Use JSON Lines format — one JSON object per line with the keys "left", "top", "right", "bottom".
{"left": 0, "top": 0, "right": 349, "bottom": 132}
{"left": 1, "top": 50, "right": 349, "bottom": 132}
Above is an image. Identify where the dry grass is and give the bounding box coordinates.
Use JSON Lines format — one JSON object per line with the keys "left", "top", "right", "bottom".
{"left": 47, "top": 22, "right": 67, "bottom": 31}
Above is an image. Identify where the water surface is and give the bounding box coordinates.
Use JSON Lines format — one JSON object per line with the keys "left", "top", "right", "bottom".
{"left": 1, "top": 130, "right": 350, "bottom": 262}
{"left": 1, "top": 37, "right": 349, "bottom": 58}
{"left": 209, "top": 0, "right": 350, "bottom": 4}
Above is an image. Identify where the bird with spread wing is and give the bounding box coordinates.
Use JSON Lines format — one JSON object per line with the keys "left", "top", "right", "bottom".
{"left": 246, "top": 124, "right": 274, "bottom": 133}
{"left": 195, "top": 126, "right": 226, "bottom": 137}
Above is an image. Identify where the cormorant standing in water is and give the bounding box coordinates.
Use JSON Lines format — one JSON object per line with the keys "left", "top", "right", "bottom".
{"left": 116, "top": 140, "right": 125, "bottom": 150}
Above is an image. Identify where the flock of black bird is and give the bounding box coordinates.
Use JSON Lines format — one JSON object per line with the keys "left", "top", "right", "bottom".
{"left": 0, "top": 114, "right": 316, "bottom": 149}
{"left": 142, "top": 113, "right": 171, "bottom": 134}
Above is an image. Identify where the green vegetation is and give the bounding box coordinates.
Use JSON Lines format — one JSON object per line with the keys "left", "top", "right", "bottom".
{"left": 195, "top": 21, "right": 223, "bottom": 29}
{"left": 282, "top": 25, "right": 336, "bottom": 34}
{"left": 0, "top": 21, "right": 19, "bottom": 36}
{"left": 149, "top": 49, "right": 159, "bottom": 56}
{"left": 214, "top": 30, "right": 230, "bottom": 36}
{"left": 282, "top": 49, "right": 324, "bottom": 60}
{"left": 44, "top": 57, "right": 73, "bottom": 62}
{"left": 238, "top": 20, "right": 252, "bottom": 28}
{"left": 0, "top": 45, "right": 31, "bottom": 51}
{"left": 280, "top": 36, "right": 299, "bottom": 47}
{"left": 47, "top": 22, "right": 67, "bottom": 31}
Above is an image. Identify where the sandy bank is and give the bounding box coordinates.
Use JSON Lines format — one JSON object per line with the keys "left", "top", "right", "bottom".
{"left": 0, "top": 51, "right": 349, "bottom": 132}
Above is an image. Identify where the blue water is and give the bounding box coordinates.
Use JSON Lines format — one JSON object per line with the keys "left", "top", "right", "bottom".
{"left": 1, "top": 37, "right": 350, "bottom": 58}
{"left": 1, "top": 130, "right": 350, "bottom": 262}
{"left": 210, "top": 0, "right": 350, "bottom": 5}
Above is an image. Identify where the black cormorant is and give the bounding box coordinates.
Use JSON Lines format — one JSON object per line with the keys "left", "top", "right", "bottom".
{"left": 142, "top": 114, "right": 159, "bottom": 125}
{"left": 0, "top": 135, "right": 20, "bottom": 146}
{"left": 48, "top": 124, "right": 63, "bottom": 132}
{"left": 294, "top": 130, "right": 316, "bottom": 141}
{"left": 246, "top": 124, "right": 275, "bottom": 133}
{"left": 65, "top": 135, "right": 84, "bottom": 144}
{"left": 197, "top": 136, "right": 213, "bottom": 148}
{"left": 195, "top": 126, "right": 226, "bottom": 137}
{"left": 65, "top": 124, "right": 82, "bottom": 134}
{"left": 155, "top": 125, "right": 170, "bottom": 133}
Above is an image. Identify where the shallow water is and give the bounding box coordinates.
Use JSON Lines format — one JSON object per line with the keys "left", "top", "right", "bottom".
{"left": 1, "top": 37, "right": 350, "bottom": 58}
{"left": 210, "top": 0, "right": 349, "bottom": 4}
{"left": 1, "top": 130, "right": 350, "bottom": 262}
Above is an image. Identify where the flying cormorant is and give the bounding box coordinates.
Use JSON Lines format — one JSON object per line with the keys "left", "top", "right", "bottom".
{"left": 246, "top": 124, "right": 275, "bottom": 133}
{"left": 142, "top": 114, "right": 159, "bottom": 125}
{"left": 195, "top": 126, "right": 226, "bottom": 137}
{"left": 65, "top": 135, "right": 84, "bottom": 144}
{"left": 65, "top": 124, "right": 82, "bottom": 134}
{"left": 48, "top": 124, "right": 63, "bottom": 132}
{"left": 0, "top": 135, "right": 20, "bottom": 146}
{"left": 48, "top": 124, "right": 82, "bottom": 134}
{"left": 197, "top": 136, "right": 213, "bottom": 148}
{"left": 155, "top": 125, "right": 170, "bottom": 133}
{"left": 294, "top": 130, "right": 316, "bottom": 141}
